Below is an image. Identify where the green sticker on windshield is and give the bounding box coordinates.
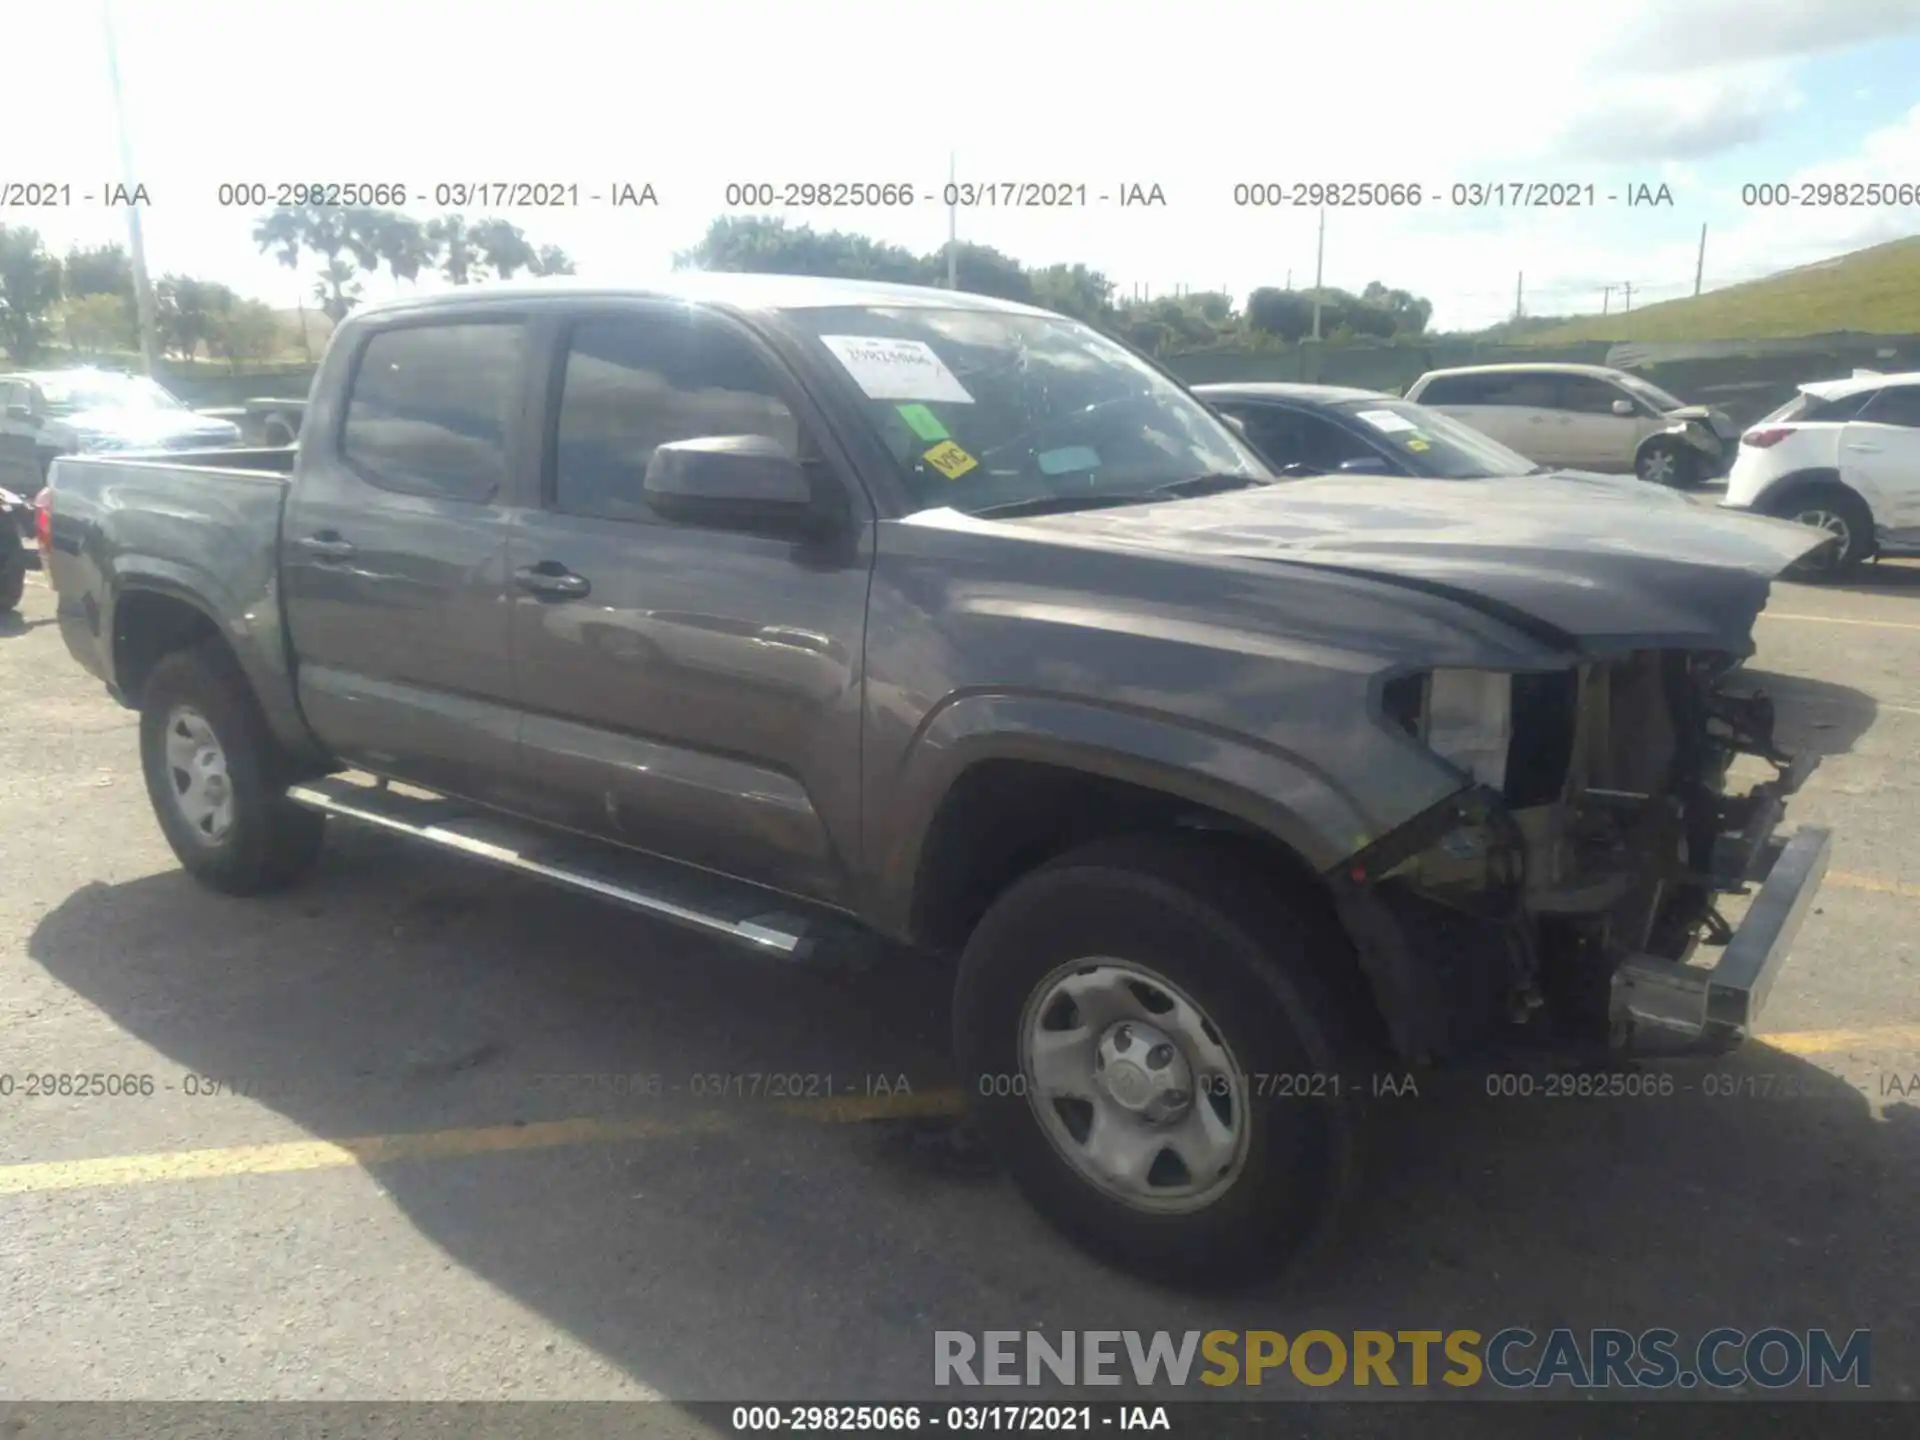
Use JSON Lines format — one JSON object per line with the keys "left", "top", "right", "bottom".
{"left": 896, "top": 403, "right": 950, "bottom": 442}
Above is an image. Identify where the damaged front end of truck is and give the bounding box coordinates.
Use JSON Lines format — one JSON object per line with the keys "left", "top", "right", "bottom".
{"left": 1329, "top": 648, "right": 1831, "bottom": 1062}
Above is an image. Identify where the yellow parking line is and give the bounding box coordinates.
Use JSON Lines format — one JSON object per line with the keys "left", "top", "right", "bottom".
{"left": 1763, "top": 1025, "right": 1920, "bottom": 1056}
{"left": 1828, "top": 870, "right": 1920, "bottom": 901}
{"left": 0, "top": 1090, "right": 968, "bottom": 1198}
{"left": 1762, "top": 612, "right": 1920, "bottom": 632}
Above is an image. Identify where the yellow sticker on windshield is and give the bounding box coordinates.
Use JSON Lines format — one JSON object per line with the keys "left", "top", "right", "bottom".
{"left": 1407, "top": 438, "right": 1431, "bottom": 451}
{"left": 923, "top": 440, "right": 979, "bottom": 480}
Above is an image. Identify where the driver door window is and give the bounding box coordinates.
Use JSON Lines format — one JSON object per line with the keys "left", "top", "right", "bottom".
{"left": 553, "top": 315, "right": 800, "bottom": 524}
{"left": 1555, "top": 375, "right": 1640, "bottom": 468}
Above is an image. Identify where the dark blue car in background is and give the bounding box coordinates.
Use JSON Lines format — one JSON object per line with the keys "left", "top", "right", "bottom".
{"left": 1194, "top": 381, "right": 1553, "bottom": 481}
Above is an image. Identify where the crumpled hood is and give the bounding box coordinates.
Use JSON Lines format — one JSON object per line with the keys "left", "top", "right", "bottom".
{"left": 1003, "top": 474, "right": 1830, "bottom": 654}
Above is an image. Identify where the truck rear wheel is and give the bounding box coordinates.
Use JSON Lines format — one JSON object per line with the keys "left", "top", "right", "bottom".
{"left": 952, "top": 834, "right": 1366, "bottom": 1288}
{"left": 138, "top": 641, "right": 325, "bottom": 894}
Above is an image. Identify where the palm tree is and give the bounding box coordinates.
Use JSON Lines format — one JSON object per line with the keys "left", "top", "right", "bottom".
{"left": 470, "top": 218, "right": 539, "bottom": 280}
{"left": 426, "top": 216, "right": 479, "bottom": 285}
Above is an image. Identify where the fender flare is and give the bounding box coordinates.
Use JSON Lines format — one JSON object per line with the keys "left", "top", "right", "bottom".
{"left": 104, "top": 560, "right": 324, "bottom": 762}
{"left": 867, "top": 689, "right": 1385, "bottom": 940}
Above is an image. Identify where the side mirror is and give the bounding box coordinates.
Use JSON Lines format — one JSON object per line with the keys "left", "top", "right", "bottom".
{"left": 6, "top": 403, "right": 35, "bottom": 424}
{"left": 1218, "top": 413, "right": 1249, "bottom": 437}
{"left": 1610, "top": 398, "right": 1635, "bottom": 416}
{"left": 1338, "top": 455, "right": 1390, "bottom": 474}
{"left": 644, "top": 435, "right": 820, "bottom": 533}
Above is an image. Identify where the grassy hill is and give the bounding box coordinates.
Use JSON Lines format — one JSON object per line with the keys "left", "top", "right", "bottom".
{"left": 1525, "top": 234, "right": 1920, "bottom": 343}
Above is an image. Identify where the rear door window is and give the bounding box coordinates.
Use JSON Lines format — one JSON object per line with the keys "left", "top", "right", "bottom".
{"left": 342, "top": 322, "right": 526, "bottom": 502}
{"left": 1555, "top": 376, "right": 1631, "bottom": 415}
{"left": 1858, "top": 385, "right": 1920, "bottom": 429}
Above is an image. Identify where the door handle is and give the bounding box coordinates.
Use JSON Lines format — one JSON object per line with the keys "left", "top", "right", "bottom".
{"left": 514, "top": 563, "right": 590, "bottom": 599}
{"left": 296, "top": 533, "right": 355, "bottom": 560}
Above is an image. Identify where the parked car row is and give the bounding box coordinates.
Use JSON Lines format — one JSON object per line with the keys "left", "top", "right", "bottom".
{"left": 0, "top": 369, "right": 243, "bottom": 499}
{"left": 1197, "top": 359, "right": 1920, "bottom": 582}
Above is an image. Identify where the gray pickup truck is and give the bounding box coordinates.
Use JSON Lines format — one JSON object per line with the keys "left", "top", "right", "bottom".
{"left": 43, "top": 275, "right": 1834, "bottom": 1287}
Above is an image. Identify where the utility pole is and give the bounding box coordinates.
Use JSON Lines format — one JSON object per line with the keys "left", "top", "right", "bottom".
{"left": 1694, "top": 223, "right": 1707, "bottom": 297}
{"left": 945, "top": 151, "right": 958, "bottom": 290}
{"left": 1601, "top": 284, "right": 1614, "bottom": 316}
{"left": 1622, "top": 280, "right": 1634, "bottom": 312}
{"left": 1285, "top": 268, "right": 1292, "bottom": 290}
{"left": 1310, "top": 207, "right": 1325, "bottom": 340}
{"left": 103, "top": 0, "right": 160, "bottom": 376}
{"left": 1514, "top": 271, "right": 1523, "bottom": 321}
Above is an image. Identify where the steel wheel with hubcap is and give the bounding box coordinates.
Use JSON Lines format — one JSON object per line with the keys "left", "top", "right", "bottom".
{"left": 954, "top": 833, "right": 1369, "bottom": 1288}
{"left": 162, "top": 706, "right": 237, "bottom": 844}
{"left": 1021, "top": 959, "right": 1250, "bottom": 1214}
{"left": 138, "top": 639, "right": 326, "bottom": 894}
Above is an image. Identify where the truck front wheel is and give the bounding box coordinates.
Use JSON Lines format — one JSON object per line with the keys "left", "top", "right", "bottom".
{"left": 953, "top": 834, "right": 1366, "bottom": 1288}
{"left": 139, "top": 641, "right": 325, "bottom": 894}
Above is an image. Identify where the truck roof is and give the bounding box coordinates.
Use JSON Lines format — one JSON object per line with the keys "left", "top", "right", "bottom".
{"left": 1193, "top": 382, "right": 1391, "bottom": 404}
{"left": 350, "top": 273, "right": 1060, "bottom": 322}
{"left": 1414, "top": 362, "right": 1626, "bottom": 381}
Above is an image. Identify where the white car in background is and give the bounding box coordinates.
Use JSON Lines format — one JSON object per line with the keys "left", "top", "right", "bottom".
{"left": 1719, "top": 371, "right": 1920, "bottom": 577}
{"left": 1404, "top": 362, "right": 1740, "bottom": 487}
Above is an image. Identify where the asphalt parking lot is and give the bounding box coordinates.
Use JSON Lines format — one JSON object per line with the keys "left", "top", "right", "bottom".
{"left": 3, "top": 553, "right": 1918, "bottom": 1411}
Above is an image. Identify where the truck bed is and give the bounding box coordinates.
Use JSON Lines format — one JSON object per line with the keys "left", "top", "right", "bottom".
{"left": 45, "top": 449, "right": 302, "bottom": 717}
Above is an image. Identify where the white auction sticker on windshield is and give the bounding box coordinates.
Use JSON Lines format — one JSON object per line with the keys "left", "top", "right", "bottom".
{"left": 819, "top": 336, "right": 975, "bottom": 404}
{"left": 1355, "top": 409, "right": 1418, "bottom": 433}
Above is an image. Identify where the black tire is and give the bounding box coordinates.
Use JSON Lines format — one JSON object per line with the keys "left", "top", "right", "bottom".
{"left": 0, "top": 544, "right": 23, "bottom": 613}
{"left": 138, "top": 640, "right": 325, "bottom": 894}
{"left": 1636, "top": 438, "right": 1696, "bottom": 488}
{"left": 953, "top": 833, "right": 1369, "bottom": 1289}
{"left": 1769, "top": 484, "right": 1874, "bottom": 579}
{"left": 262, "top": 417, "right": 295, "bottom": 447}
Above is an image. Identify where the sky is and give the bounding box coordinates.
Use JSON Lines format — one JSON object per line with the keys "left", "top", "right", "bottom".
{"left": 4, "top": 0, "right": 1920, "bottom": 331}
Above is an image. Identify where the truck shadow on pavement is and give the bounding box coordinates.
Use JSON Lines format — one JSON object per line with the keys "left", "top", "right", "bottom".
{"left": 25, "top": 810, "right": 1920, "bottom": 1404}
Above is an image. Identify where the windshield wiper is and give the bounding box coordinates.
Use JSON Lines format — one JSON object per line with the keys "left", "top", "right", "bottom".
{"left": 969, "top": 493, "right": 1157, "bottom": 519}
{"left": 1146, "top": 472, "right": 1271, "bottom": 498}
{"left": 970, "top": 472, "right": 1269, "bottom": 521}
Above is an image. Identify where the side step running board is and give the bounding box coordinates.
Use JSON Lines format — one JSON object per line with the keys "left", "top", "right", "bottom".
{"left": 286, "top": 775, "right": 830, "bottom": 959}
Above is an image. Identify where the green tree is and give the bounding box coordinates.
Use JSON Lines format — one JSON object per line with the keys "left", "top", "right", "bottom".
{"left": 253, "top": 205, "right": 360, "bottom": 321}
{"left": 0, "top": 225, "right": 62, "bottom": 360}
{"left": 156, "top": 274, "right": 238, "bottom": 360}
{"left": 1029, "top": 263, "right": 1117, "bottom": 325}
{"left": 675, "top": 216, "right": 927, "bottom": 282}
{"left": 469, "top": 218, "right": 538, "bottom": 279}
{"left": 64, "top": 292, "right": 138, "bottom": 356}
{"left": 312, "top": 256, "right": 362, "bottom": 318}
{"left": 209, "top": 299, "right": 283, "bottom": 368}
{"left": 63, "top": 243, "right": 134, "bottom": 300}
{"left": 341, "top": 208, "right": 434, "bottom": 285}
{"left": 1246, "top": 286, "right": 1315, "bottom": 341}
{"left": 531, "top": 244, "right": 576, "bottom": 276}
{"left": 426, "top": 215, "right": 482, "bottom": 284}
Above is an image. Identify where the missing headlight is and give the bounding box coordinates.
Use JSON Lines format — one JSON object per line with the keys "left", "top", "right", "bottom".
{"left": 1427, "top": 669, "right": 1513, "bottom": 792}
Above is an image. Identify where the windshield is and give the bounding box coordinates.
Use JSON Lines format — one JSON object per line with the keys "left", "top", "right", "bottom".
{"left": 1616, "top": 374, "right": 1686, "bottom": 412}
{"left": 784, "top": 305, "right": 1267, "bottom": 515}
{"left": 1334, "top": 398, "right": 1540, "bottom": 478}
{"left": 39, "top": 374, "right": 186, "bottom": 415}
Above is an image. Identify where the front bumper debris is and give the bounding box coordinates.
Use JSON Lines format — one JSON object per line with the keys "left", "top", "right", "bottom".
{"left": 1609, "top": 824, "right": 1832, "bottom": 1053}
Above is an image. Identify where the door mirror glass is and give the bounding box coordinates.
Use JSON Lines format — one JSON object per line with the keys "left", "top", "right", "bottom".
{"left": 644, "top": 435, "right": 818, "bottom": 531}
{"left": 1610, "top": 398, "right": 1636, "bottom": 417}
{"left": 5, "top": 403, "right": 34, "bottom": 424}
